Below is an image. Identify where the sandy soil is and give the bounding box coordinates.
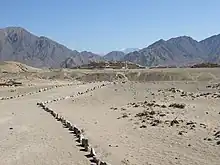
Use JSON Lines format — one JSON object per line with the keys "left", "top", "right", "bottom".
{"left": 47, "top": 81, "right": 220, "bottom": 165}
{"left": 0, "top": 67, "right": 220, "bottom": 165}
{"left": 0, "top": 81, "right": 104, "bottom": 165}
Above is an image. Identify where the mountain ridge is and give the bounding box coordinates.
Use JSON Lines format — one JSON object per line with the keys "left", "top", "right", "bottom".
{"left": 124, "top": 35, "right": 220, "bottom": 67}
{"left": 0, "top": 26, "right": 220, "bottom": 68}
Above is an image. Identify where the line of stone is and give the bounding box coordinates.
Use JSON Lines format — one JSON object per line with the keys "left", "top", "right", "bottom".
{"left": 0, "top": 82, "right": 83, "bottom": 101}
{"left": 41, "top": 82, "right": 112, "bottom": 105}
{"left": 37, "top": 83, "right": 112, "bottom": 165}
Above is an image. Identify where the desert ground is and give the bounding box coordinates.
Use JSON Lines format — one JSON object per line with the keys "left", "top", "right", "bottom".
{"left": 0, "top": 62, "right": 220, "bottom": 165}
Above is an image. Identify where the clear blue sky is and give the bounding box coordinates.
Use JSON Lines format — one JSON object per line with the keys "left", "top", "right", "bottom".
{"left": 0, "top": 0, "right": 220, "bottom": 54}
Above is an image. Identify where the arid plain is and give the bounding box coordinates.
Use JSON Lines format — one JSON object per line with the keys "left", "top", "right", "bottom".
{"left": 0, "top": 62, "right": 220, "bottom": 165}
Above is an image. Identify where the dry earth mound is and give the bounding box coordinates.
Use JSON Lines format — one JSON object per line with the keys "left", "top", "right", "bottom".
{"left": 0, "top": 61, "right": 42, "bottom": 73}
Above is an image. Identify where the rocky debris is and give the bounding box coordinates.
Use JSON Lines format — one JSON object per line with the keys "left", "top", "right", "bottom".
{"left": 203, "top": 130, "right": 220, "bottom": 145}
{"left": 9, "top": 89, "right": 16, "bottom": 92}
{"left": 170, "top": 118, "right": 179, "bottom": 126}
{"left": 214, "top": 131, "right": 220, "bottom": 139}
{"left": 199, "top": 123, "right": 207, "bottom": 129}
{"left": 134, "top": 109, "right": 198, "bottom": 133}
{"left": 160, "top": 87, "right": 220, "bottom": 100}
{"left": 140, "top": 125, "right": 147, "bottom": 128}
{"left": 128, "top": 100, "right": 186, "bottom": 112}
{"left": 135, "top": 110, "right": 151, "bottom": 118}
{"left": 159, "top": 113, "right": 166, "bottom": 117}
{"left": 178, "top": 130, "right": 187, "bottom": 135}
{"left": 206, "top": 83, "right": 220, "bottom": 89}
{"left": 0, "top": 80, "right": 22, "bottom": 87}
{"left": 121, "top": 107, "right": 127, "bottom": 111}
{"left": 169, "top": 103, "right": 185, "bottom": 109}
{"left": 118, "top": 112, "right": 130, "bottom": 119}
{"left": 186, "top": 121, "right": 196, "bottom": 125}
{"left": 135, "top": 110, "right": 164, "bottom": 127}
{"left": 151, "top": 119, "right": 161, "bottom": 126}
{"left": 122, "top": 113, "right": 129, "bottom": 118}
{"left": 128, "top": 101, "right": 167, "bottom": 109}
{"left": 159, "top": 87, "right": 188, "bottom": 97}
{"left": 109, "top": 144, "right": 119, "bottom": 147}
{"left": 167, "top": 87, "right": 183, "bottom": 93}
{"left": 189, "top": 92, "right": 220, "bottom": 99}
{"left": 110, "top": 107, "right": 118, "bottom": 110}
{"left": 207, "top": 138, "right": 212, "bottom": 141}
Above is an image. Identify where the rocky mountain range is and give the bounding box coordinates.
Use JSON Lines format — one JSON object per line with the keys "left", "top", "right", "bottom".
{"left": 0, "top": 27, "right": 103, "bottom": 68}
{"left": 0, "top": 26, "right": 220, "bottom": 68}
{"left": 124, "top": 35, "right": 220, "bottom": 67}
{"left": 124, "top": 37, "right": 206, "bottom": 66}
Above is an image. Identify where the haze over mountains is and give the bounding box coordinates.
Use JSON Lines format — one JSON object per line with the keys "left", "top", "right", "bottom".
{"left": 0, "top": 27, "right": 220, "bottom": 68}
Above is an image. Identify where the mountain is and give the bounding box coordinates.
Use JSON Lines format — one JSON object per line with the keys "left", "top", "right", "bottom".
{"left": 121, "top": 48, "right": 139, "bottom": 54}
{"left": 61, "top": 51, "right": 103, "bottom": 68}
{"left": 1, "top": 26, "right": 220, "bottom": 68}
{"left": 200, "top": 34, "right": 220, "bottom": 63}
{"left": 0, "top": 27, "right": 102, "bottom": 68}
{"left": 124, "top": 36, "right": 210, "bottom": 67}
{"left": 103, "top": 51, "right": 125, "bottom": 61}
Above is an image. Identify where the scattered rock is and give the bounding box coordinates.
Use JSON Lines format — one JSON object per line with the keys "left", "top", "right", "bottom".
{"left": 186, "top": 121, "right": 196, "bottom": 125}
{"left": 151, "top": 119, "right": 161, "bottom": 126}
{"left": 121, "top": 108, "right": 126, "bottom": 111}
{"left": 169, "top": 103, "right": 185, "bottom": 109}
{"left": 140, "top": 125, "right": 147, "bottom": 128}
{"left": 122, "top": 113, "right": 129, "bottom": 118}
{"left": 170, "top": 119, "right": 179, "bottom": 126}
{"left": 149, "top": 110, "right": 156, "bottom": 115}
{"left": 178, "top": 130, "right": 187, "bottom": 135}
{"left": 159, "top": 113, "right": 166, "bottom": 117}
{"left": 161, "top": 105, "right": 167, "bottom": 108}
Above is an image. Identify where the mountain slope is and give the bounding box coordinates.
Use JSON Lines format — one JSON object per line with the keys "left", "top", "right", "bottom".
{"left": 0, "top": 27, "right": 79, "bottom": 68}
{"left": 104, "top": 51, "right": 125, "bottom": 61}
{"left": 60, "top": 51, "right": 103, "bottom": 68}
{"left": 200, "top": 34, "right": 220, "bottom": 63}
{"left": 124, "top": 36, "right": 208, "bottom": 66}
{"left": 0, "top": 27, "right": 102, "bottom": 68}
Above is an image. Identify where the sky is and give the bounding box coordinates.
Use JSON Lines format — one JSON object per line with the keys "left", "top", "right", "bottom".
{"left": 0, "top": 0, "right": 220, "bottom": 54}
